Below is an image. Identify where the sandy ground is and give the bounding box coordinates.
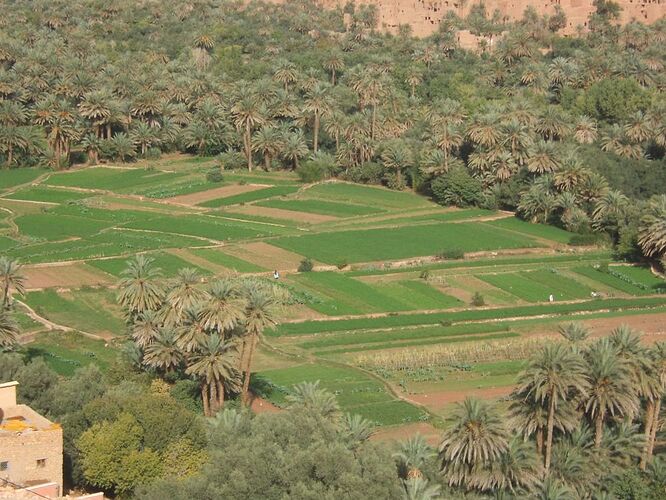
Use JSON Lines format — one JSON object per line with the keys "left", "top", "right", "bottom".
{"left": 224, "top": 242, "right": 305, "bottom": 270}
{"left": 166, "top": 184, "right": 268, "bottom": 206}
{"left": 580, "top": 312, "right": 666, "bottom": 340}
{"left": 409, "top": 386, "right": 514, "bottom": 413}
{"left": 249, "top": 396, "right": 282, "bottom": 414}
{"left": 23, "top": 264, "right": 113, "bottom": 289}
{"left": 371, "top": 422, "right": 442, "bottom": 446}
{"left": 230, "top": 204, "right": 339, "bottom": 224}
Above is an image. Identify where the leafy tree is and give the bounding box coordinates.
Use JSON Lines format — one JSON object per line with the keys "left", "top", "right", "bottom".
{"left": 431, "top": 167, "right": 483, "bottom": 207}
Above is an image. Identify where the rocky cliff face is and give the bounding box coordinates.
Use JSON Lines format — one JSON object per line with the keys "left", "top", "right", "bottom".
{"left": 316, "top": 0, "right": 664, "bottom": 36}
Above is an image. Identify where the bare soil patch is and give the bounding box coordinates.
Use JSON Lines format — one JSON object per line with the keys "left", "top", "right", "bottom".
{"left": 166, "top": 183, "right": 268, "bottom": 206}
{"left": 409, "top": 386, "right": 514, "bottom": 413}
{"left": 580, "top": 312, "right": 666, "bottom": 341}
{"left": 371, "top": 422, "right": 441, "bottom": 446}
{"left": 231, "top": 204, "right": 339, "bottom": 224}
{"left": 23, "top": 263, "right": 113, "bottom": 289}
{"left": 224, "top": 242, "right": 305, "bottom": 270}
{"left": 249, "top": 396, "right": 282, "bottom": 414}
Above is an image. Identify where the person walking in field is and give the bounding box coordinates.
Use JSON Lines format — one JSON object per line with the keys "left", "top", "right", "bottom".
{"left": 273, "top": 270, "right": 280, "bottom": 280}
{"left": 549, "top": 294, "right": 554, "bottom": 302}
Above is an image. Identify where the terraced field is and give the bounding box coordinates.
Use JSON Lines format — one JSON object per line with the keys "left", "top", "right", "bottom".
{"left": 4, "top": 156, "right": 664, "bottom": 430}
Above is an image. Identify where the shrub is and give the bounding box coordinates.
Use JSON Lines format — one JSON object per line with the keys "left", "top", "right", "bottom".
{"left": 471, "top": 292, "right": 485, "bottom": 307}
{"left": 431, "top": 167, "right": 484, "bottom": 207}
{"left": 437, "top": 248, "right": 465, "bottom": 260}
{"left": 345, "top": 162, "right": 383, "bottom": 184}
{"left": 419, "top": 269, "right": 431, "bottom": 280}
{"left": 569, "top": 233, "right": 602, "bottom": 246}
{"left": 217, "top": 151, "right": 246, "bottom": 170}
{"left": 297, "top": 258, "right": 314, "bottom": 272}
{"left": 297, "top": 153, "right": 335, "bottom": 183}
{"left": 206, "top": 168, "right": 224, "bottom": 183}
{"left": 146, "top": 147, "right": 161, "bottom": 160}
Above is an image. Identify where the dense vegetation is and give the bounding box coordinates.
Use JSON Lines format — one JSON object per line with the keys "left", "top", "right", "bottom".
{"left": 0, "top": 0, "right": 664, "bottom": 263}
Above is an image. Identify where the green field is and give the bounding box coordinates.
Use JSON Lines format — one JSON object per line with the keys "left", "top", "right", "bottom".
{"left": 14, "top": 214, "right": 113, "bottom": 241}
{"left": 477, "top": 269, "right": 593, "bottom": 302}
{"left": 25, "top": 288, "right": 126, "bottom": 336}
{"left": 484, "top": 217, "right": 575, "bottom": 244}
{"left": 25, "top": 332, "right": 119, "bottom": 376}
{"left": 88, "top": 252, "right": 211, "bottom": 277}
{"left": 5, "top": 186, "right": 92, "bottom": 203}
{"left": 46, "top": 167, "right": 185, "bottom": 192}
{"left": 190, "top": 248, "right": 267, "bottom": 272}
{"left": 0, "top": 168, "right": 48, "bottom": 189}
{"left": 289, "top": 272, "right": 461, "bottom": 316}
{"left": 304, "top": 183, "right": 434, "bottom": 210}
{"left": 258, "top": 364, "right": 424, "bottom": 425}
{"left": 198, "top": 185, "right": 300, "bottom": 208}
{"left": 273, "top": 222, "right": 540, "bottom": 264}
{"left": 257, "top": 198, "right": 382, "bottom": 217}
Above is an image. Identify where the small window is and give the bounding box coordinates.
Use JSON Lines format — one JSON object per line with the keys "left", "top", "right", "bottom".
{"left": 0, "top": 461, "right": 8, "bottom": 471}
{"left": 36, "top": 459, "right": 46, "bottom": 468}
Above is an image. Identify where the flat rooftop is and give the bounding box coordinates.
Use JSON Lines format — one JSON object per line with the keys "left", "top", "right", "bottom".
{"left": 0, "top": 405, "right": 56, "bottom": 434}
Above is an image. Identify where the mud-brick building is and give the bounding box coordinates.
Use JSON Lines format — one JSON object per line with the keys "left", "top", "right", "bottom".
{"left": 0, "top": 381, "right": 63, "bottom": 496}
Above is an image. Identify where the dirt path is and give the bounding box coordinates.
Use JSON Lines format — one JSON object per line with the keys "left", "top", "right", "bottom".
{"left": 248, "top": 395, "right": 282, "bottom": 414}
{"left": 166, "top": 183, "right": 269, "bottom": 206}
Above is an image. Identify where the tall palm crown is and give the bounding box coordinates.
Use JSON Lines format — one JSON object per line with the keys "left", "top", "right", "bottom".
{"left": 439, "top": 398, "right": 509, "bottom": 487}
{"left": 638, "top": 194, "right": 666, "bottom": 258}
{"left": 0, "top": 310, "right": 19, "bottom": 350}
{"left": 285, "top": 380, "right": 340, "bottom": 423}
{"left": 198, "top": 280, "right": 246, "bottom": 335}
{"left": 117, "top": 255, "right": 163, "bottom": 319}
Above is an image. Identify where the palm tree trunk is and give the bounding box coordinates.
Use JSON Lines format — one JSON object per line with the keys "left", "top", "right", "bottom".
{"left": 595, "top": 411, "right": 604, "bottom": 448}
{"left": 545, "top": 392, "right": 555, "bottom": 470}
{"left": 201, "top": 383, "right": 210, "bottom": 417}
{"left": 641, "top": 400, "right": 655, "bottom": 470}
{"left": 106, "top": 124, "right": 111, "bottom": 139}
{"left": 210, "top": 379, "right": 219, "bottom": 415}
{"left": 245, "top": 122, "right": 253, "bottom": 172}
{"left": 371, "top": 105, "right": 377, "bottom": 141}
{"left": 7, "top": 144, "right": 12, "bottom": 167}
{"left": 536, "top": 426, "right": 544, "bottom": 457}
{"left": 313, "top": 113, "right": 320, "bottom": 153}
{"left": 647, "top": 396, "right": 661, "bottom": 462}
{"left": 241, "top": 333, "right": 258, "bottom": 406}
{"left": 264, "top": 153, "right": 271, "bottom": 170}
{"left": 238, "top": 337, "right": 247, "bottom": 373}
{"left": 218, "top": 379, "right": 225, "bottom": 408}
{"left": 3, "top": 280, "right": 10, "bottom": 310}
{"left": 331, "top": 69, "right": 336, "bottom": 85}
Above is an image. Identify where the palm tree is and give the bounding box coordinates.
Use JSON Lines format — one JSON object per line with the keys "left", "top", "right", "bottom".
{"left": 558, "top": 323, "right": 590, "bottom": 344}
{"left": 78, "top": 90, "right": 113, "bottom": 137}
{"left": 584, "top": 338, "right": 639, "bottom": 447}
{"left": 303, "top": 83, "right": 333, "bottom": 153}
{"left": 638, "top": 195, "right": 666, "bottom": 258}
{"left": 252, "top": 126, "right": 283, "bottom": 170}
{"left": 466, "top": 114, "right": 503, "bottom": 148}
{"left": 110, "top": 132, "right": 136, "bottom": 162}
{"left": 526, "top": 140, "right": 560, "bottom": 174}
{"left": 401, "top": 477, "right": 441, "bottom": 500}
{"left": 394, "top": 434, "right": 436, "bottom": 479}
{"left": 536, "top": 107, "right": 570, "bottom": 141}
{"left": 515, "top": 343, "right": 588, "bottom": 470}
{"left": 80, "top": 133, "right": 104, "bottom": 165}
{"left": 324, "top": 111, "right": 345, "bottom": 152}
{"left": 405, "top": 67, "right": 423, "bottom": 98}
{"left": 624, "top": 111, "right": 652, "bottom": 144}
{"left": 285, "top": 380, "right": 340, "bottom": 423}
{"left": 198, "top": 280, "right": 246, "bottom": 335}
{"left": 573, "top": 116, "right": 598, "bottom": 144}
{"left": 143, "top": 327, "right": 184, "bottom": 374}
{"left": 601, "top": 124, "right": 642, "bottom": 159}
{"left": 131, "top": 310, "right": 161, "bottom": 349}
{"left": 0, "top": 310, "right": 19, "bottom": 350}
{"left": 117, "top": 255, "right": 164, "bottom": 320}
{"left": 475, "top": 436, "right": 541, "bottom": 494}
{"left": 439, "top": 398, "right": 509, "bottom": 488}
{"left": 323, "top": 52, "right": 345, "bottom": 85}
{"left": 231, "top": 95, "right": 266, "bottom": 171}
{"left": 240, "top": 289, "right": 276, "bottom": 405}
{"left": 381, "top": 142, "right": 412, "bottom": 188}
{"left": 432, "top": 124, "right": 463, "bottom": 171}
{"left": 186, "top": 334, "right": 240, "bottom": 416}
{"left": 644, "top": 343, "right": 666, "bottom": 467}
{"left": 518, "top": 182, "right": 557, "bottom": 224}
{"left": 273, "top": 61, "right": 299, "bottom": 91}
{"left": 164, "top": 268, "right": 206, "bottom": 317}
{"left": 340, "top": 413, "right": 374, "bottom": 447}
{"left": 130, "top": 121, "right": 160, "bottom": 156}
{"left": 0, "top": 257, "right": 24, "bottom": 310}
{"left": 281, "top": 130, "right": 309, "bottom": 170}
{"left": 592, "top": 190, "right": 629, "bottom": 236}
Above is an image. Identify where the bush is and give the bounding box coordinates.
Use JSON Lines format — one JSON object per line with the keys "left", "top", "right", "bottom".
{"left": 419, "top": 269, "right": 431, "bottom": 280}
{"left": 217, "top": 151, "right": 246, "bottom": 170}
{"left": 297, "top": 153, "right": 335, "bottom": 183}
{"left": 431, "top": 167, "right": 484, "bottom": 207}
{"left": 344, "top": 162, "right": 383, "bottom": 185}
{"left": 146, "top": 147, "right": 161, "bottom": 160}
{"left": 471, "top": 292, "right": 485, "bottom": 307}
{"left": 206, "top": 168, "right": 224, "bottom": 183}
{"left": 297, "top": 258, "right": 314, "bottom": 272}
{"left": 437, "top": 248, "right": 465, "bottom": 260}
{"left": 336, "top": 260, "right": 348, "bottom": 270}
{"left": 569, "top": 233, "right": 603, "bottom": 246}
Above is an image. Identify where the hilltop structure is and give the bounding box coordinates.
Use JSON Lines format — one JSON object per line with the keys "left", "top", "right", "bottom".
{"left": 316, "top": 0, "right": 664, "bottom": 36}
{"left": 0, "top": 381, "right": 63, "bottom": 496}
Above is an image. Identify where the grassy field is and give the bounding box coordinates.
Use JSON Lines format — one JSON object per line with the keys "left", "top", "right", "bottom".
{"left": 25, "top": 288, "right": 125, "bottom": 336}
{"left": 46, "top": 167, "right": 185, "bottom": 192}
{"left": 89, "top": 251, "right": 212, "bottom": 277}
{"left": 477, "top": 269, "right": 593, "bottom": 302}
{"left": 25, "top": 331, "right": 118, "bottom": 376}
{"left": 258, "top": 363, "right": 425, "bottom": 425}
{"left": 0, "top": 168, "right": 48, "bottom": 189}
{"left": 5, "top": 186, "right": 92, "bottom": 203}
{"left": 257, "top": 198, "right": 382, "bottom": 217}
{"left": 484, "top": 217, "right": 575, "bottom": 244}
{"left": 273, "top": 222, "right": 540, "bottom": 264}
{"left": 304, "top": 183, "right": 434, "bottom": 210}
{"left": 189, "top": 247, "right": 267, "bottom": 272}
